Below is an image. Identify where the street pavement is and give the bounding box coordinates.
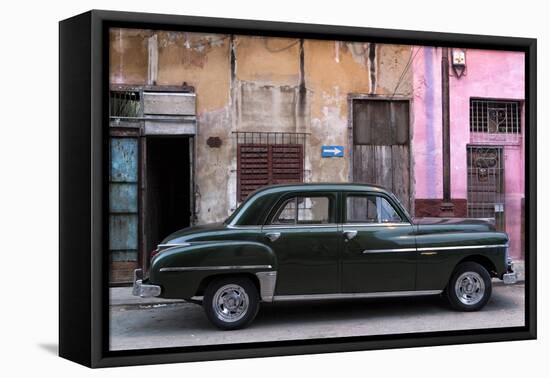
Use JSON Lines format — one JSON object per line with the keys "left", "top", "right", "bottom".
{"left": 109, "top": 282, "right": 524, "bottom": 351}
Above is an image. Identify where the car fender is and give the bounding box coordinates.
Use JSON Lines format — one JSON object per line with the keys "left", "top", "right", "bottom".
{"left": 149, "top": 240, "right": 277, "bottom": 300}
{"left": 415, "top": 231, "right": 508, "bottom": 290}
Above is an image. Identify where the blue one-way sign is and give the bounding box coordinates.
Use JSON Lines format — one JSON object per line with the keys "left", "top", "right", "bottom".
{"left": 321, "top": 145, "right": 344, "bottom": 157}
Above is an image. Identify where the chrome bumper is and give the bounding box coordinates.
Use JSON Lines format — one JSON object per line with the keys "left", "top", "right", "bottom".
{"left": 502, "top": 271, "right": 517, "bottom": 285}
{"left": 132, "top": 269, "right": 161, "bottom": 297}
{"left": 502, "top": 258, "right": 517, "bottom": 285}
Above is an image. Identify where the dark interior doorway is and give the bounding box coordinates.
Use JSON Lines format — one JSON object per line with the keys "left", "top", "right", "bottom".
{"left": 145, "top": 137, "right": 191, "bottom": 260}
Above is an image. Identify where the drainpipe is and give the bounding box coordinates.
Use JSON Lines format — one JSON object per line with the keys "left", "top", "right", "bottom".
{"left": 441, "top": 47, "right": 454, "bottom": 215}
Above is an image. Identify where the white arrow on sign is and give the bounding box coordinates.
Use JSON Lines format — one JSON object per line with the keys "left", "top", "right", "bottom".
{"left": 323, "top": 147, "right": 342, "bottom": 155}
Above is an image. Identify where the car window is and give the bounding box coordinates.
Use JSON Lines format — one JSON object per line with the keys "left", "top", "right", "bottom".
{"left": 274, "top": 198, "right": 297, "bottom": 224}
{"left": 346, "top": 195, "right": 403, "bottom": 223}
{"left": 272, "top": 196, "right": 331, "bottom": 225}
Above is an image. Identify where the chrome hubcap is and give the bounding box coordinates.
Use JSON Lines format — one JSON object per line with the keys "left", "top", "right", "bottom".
{"left": 454, "top": 272, "right": 485, "bottom": 305}
{"left": 212, "top": 284, "right": 249, "bottom": 323}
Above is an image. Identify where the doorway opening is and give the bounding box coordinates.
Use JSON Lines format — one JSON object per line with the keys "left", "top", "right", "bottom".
{"left": 145, "top": 137, "right": 192, "bottom": 260}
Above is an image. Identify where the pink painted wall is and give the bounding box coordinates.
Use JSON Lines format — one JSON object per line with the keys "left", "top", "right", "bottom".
{"left": 412, "top": 47, "right": 444, "bottom": 200}
{"left": 412, "top": 47, "right": 525, "bottom": 259}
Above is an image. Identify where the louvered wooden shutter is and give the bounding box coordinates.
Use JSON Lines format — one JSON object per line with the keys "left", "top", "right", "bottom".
{"left": 237, "top": 144, "right": 303, "bottom": 202}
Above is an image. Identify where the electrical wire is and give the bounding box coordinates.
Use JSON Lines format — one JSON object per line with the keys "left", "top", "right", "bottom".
{"left": 390, "top": 46, "right": 421, "bottom": 99}
{"left": 263, "top": 38, "right": 300, "bottom": 53}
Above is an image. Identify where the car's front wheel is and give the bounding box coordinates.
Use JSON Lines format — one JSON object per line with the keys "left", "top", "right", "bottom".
{"left": 446, "top": 262, "right": 492, "bottom": 311}
{"left": 203, "top": 276, "right": 260, "bottom": 330}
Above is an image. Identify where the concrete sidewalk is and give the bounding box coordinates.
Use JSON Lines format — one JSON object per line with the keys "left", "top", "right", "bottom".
{"left": 110, "top": 287, "right": 184, "bottom": 306}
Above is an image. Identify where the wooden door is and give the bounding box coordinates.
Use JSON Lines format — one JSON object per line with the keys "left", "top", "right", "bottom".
{"left": 109, "top": 137, "right": 139, "bottom": 284}
{"left": 352, "top": 100, "right": 411, "bottom": 211}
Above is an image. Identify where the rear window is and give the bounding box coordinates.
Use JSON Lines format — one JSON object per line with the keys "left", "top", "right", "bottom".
{"left": 346, "top": 195, "right": 403, "bottom": 223}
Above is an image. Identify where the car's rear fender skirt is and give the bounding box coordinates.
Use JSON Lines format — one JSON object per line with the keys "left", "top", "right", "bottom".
{"left": 149, "top": 241, "right": 277, "bottom": 299}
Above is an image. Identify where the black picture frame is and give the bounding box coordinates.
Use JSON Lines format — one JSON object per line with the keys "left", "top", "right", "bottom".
{"left": 59, "top": 9, "right": 537, "bottom": 368}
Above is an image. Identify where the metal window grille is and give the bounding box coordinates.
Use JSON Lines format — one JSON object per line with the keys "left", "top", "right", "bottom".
{"left": 470, "top": 99, "right": 521, "bottom": 134}
{"left": 466, "top": 146, "right": 505, "bottom": 231}
{"left": 110, "top": 90, "right": 141, "bottom": 118}
{"left": 235, "top": 132, "right": 307, "bottom": 202}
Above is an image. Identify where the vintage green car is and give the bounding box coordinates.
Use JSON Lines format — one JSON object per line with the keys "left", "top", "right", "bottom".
{"left": 133, "top": 183, "right": 517, "bottom": 330}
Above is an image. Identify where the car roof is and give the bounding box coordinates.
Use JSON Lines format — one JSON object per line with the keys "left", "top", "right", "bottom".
{"left": 227, "top": 182, "right": 405, "bottom": 226}
{"left": 250, "top": 182, "right": 391, "bottom": 195}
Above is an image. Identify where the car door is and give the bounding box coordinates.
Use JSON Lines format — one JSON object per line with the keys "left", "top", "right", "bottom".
{"left": 341, "top": 192, "right": 417, "bottom": 293}
{"left": 262, "top": 192, "right": 340, "bottom": 296}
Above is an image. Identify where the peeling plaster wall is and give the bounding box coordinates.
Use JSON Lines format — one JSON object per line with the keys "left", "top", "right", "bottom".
{"left": 110, "top": 28, "right": 151, "bottom": 84}
{"left": 376, "top": 44, "right": 414, "bottom": 96}
{"left": 109, "top": 29, "right": 414, "bottom": 225}
{"left": 236, "top": 36, "right": 301, "bottom": 85}
{"left": 305, "top": 41, "right": 413, "bottom": 183}
{"left": 153, "top": 32, "right": 233, "bottom": 223}
{"left": 156, "top": 32, "right": 231, "bottom": 112}
{"left": 110, "top": 29, "right": 234, "bottom": 223}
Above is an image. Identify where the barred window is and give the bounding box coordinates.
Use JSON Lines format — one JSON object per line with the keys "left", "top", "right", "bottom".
{"left": 470, "top": 99, "right": 521, "bottom": 134}
{"left": 110, "top": 90, "right": 141, "bottom": 118}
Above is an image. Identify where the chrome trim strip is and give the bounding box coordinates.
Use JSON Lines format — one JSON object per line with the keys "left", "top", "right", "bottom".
{"left": 230, "top": 223, "right": 412, "bottom": 229}
{"left": 256, "top": 271, "right": 278, "bottom": 302}
{"left": 341, "top": 222, "right": 412, "bottom": 227}
{"left": 273, "top": 290, "right": 442, "bottom": 302}
{"left": 226, "top": 225, "right": 262, "bottom": 230}
{"left": 361, "top": 244, "right": 508, "bottom": 254}
{"left": 417, "top": 244, "right": 508, "bottom": 252}
{"left": 262, "top": 224, "right": 338, "bottom": 229}
{"left": 362, "top": 247, "right": 416, "bottom": 254}
{"left": 158, "top": 243, "right": 191, "bottom": 248}
{"left": 159, "top": 265, "right": 273, "bottom": 272}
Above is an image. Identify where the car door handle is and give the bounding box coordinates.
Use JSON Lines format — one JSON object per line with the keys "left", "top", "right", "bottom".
{"left": 265, "top": 232, "right": 281, "bottom": 242}
{"left": 343, "top": 230, "right": 357, "bottom": 241}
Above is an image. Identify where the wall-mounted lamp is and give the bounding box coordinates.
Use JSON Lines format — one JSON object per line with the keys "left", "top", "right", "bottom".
{"left": 451, "top": 49, "right": 466, "bottom": 78}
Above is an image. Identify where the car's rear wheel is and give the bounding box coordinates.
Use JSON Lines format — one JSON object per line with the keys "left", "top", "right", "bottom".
{"left": 446, "top": 262, "right": 492, "bottom": 311}
{"left": 203, "top": 276, "right": 259, "bottom": 330}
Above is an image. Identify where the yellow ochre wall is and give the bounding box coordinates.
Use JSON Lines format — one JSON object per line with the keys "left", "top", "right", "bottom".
{"left": 109, "top": 28, "right": 413, "bottom": 224}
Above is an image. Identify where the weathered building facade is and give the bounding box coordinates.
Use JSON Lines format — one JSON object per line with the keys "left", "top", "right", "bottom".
{"left": 108, "top": 28, "right": 524, "bottom": 284}
{"left": 412, "top": 48, "right": 525, "bottom": 261}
